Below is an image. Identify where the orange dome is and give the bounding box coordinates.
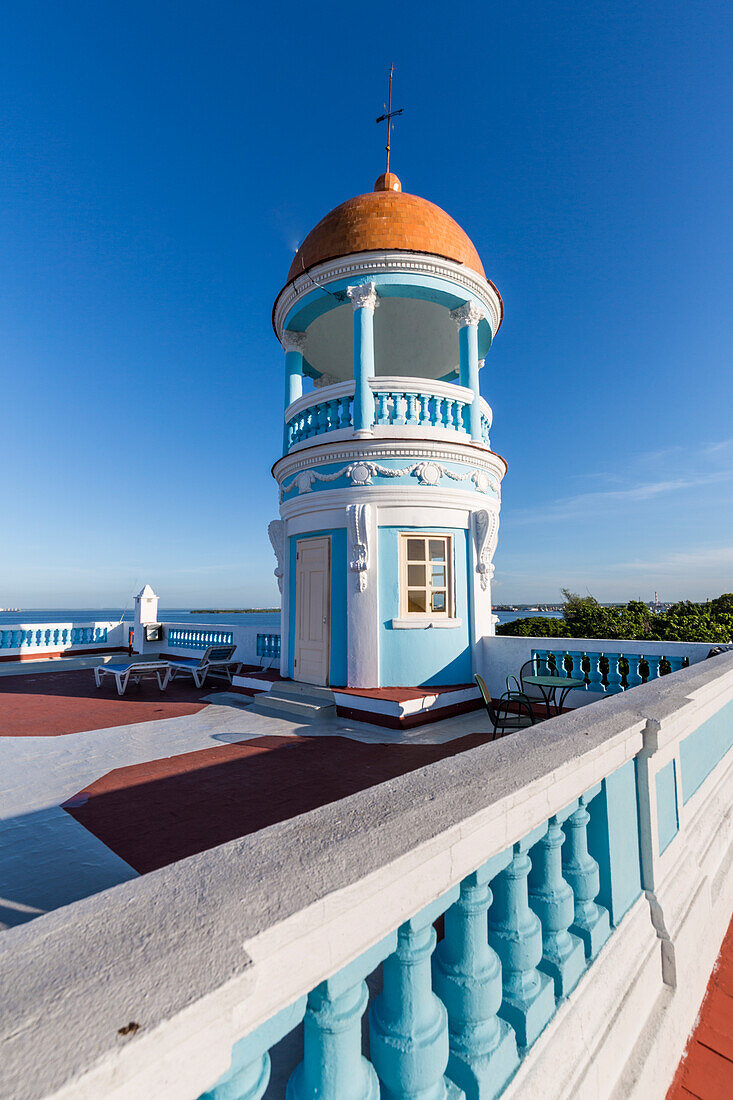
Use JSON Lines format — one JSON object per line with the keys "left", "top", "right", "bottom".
{"left": 286, "top": 174, "right": 486, "bottom": 284}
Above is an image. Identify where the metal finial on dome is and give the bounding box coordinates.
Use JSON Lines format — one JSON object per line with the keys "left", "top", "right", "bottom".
{"left": 376, "top": 63, "right": 403, "bottom": 175}
{"left": 374, "top": 172, "right": 402, "bottom": 192}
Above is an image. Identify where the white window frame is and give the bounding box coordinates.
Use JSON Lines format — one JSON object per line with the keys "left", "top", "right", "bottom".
{"left": 392, "top": 532, "right": 462, "bottom": 629}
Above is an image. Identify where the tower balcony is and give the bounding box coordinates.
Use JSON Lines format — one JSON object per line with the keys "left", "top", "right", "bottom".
{"left": 284, "top": 376, "right": 492, "bottom": 455}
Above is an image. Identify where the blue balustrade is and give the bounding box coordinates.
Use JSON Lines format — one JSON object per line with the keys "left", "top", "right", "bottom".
{"left": 531, "top": 648, "right": 690, "bottom": 695}
{"left": 0, "top": 624, "right": 109, "bottom": 650}
{"left": 167, "top": 627, "right": 235, "bottom": 650}
{"left": 285, "top": 383, "right": 481, "bottom": 452}
{"left": 195, "top": 774, "right": 641, "bottom": 1099}
{"left": 256, "top": 632, "right": 281, "bottom": 659}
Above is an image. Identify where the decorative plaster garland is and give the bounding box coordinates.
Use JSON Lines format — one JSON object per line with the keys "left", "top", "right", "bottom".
{"left": 281, "top": 459, "right": 498, "bottom": 499}
{"left": 346, "top": 503, "right": 371, "bottom": 592}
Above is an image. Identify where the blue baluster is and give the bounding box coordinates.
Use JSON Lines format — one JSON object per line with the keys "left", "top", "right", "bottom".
{"left": 420, "top": 394, "right": 432, "bottom": 426}
{"left": 432, "top": 395, "right": 444, "bottom": 427}
{"left": 645, "top": 655, "right": 662, "bottom": 682}
{"left": 586, "top": 653, "right": 604, "bottom": 693}
{"left": 370, "top": 892, "right": 464, "bottom": 1099}
{"left": 288, "top": 938, "right": 395, "bottom": 1100}
{"left": 566, "top": 651, "right": 586, "bottom": 686}
{"left": 625, "top": 654, "right": 643, "bottom": 689}
{"left": 528, "top": 812, "right": 586, "bottom": 998}
{"left": 392, "top": 391, "right": 407, "bottom": 426}
{"left": 488, "top": 830, "right": 555, "bottom": 1049}
{"left": 605, "top": 654, "right": 623, "bottom": 694}
{"left": 562, "top": 788, "right": 611, "bottom": 959}
{"left": 432, "top": 855, "right": 518, "bottom": 1099}
{"left": 200, "top": 999, "right": 305, "bottom": 1100}
{"left": 405, "top": 392, "right": 418, "bottom": 424}
{"left": 444, "top": 398, "right": 456, "bottom": 431}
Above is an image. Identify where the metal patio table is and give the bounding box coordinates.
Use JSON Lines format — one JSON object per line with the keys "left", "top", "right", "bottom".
{"left": 522, "top": 674, "right": 586, "bottom": 717}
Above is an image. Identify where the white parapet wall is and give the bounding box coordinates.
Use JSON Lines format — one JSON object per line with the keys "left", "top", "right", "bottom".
{"left": 0, "top": 621, "right": 128, "bottom": 662}
{"left": 1, "top": 654, "right": 733, "bottom": 1099}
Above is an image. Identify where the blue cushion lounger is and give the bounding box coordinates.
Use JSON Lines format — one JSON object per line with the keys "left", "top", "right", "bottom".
{"left": 167, "top": 644, "right": 239, "bottom": 688}
{"left": 94, "top": 661, "right": 171, "bottom": 696}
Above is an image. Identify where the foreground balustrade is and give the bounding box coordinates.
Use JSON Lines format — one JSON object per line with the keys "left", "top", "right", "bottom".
{"left": 533, "top": 647, "right": 690, "bottom": 695}
{"left": 284, "top": 379, "right": 492, "bottom": 452}
{"left": 3, "top": 654, "right": 733, "bottom": 1100}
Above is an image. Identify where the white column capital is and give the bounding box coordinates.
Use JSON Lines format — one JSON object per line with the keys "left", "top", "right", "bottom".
{"left": 347, "top": 282, "right": 379, "bottom": 313}
{"left": 281, "top": 330, "right": 308, "bottom": 355}
{"left": 450, "top": 301, "right": 485, "bottom": 329}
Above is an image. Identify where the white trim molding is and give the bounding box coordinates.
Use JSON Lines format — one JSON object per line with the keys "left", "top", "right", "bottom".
{"left": 273, "top": 250, "right": 503, "bottom": 341}
{"left": 391, "top": 617, "right": 463, "bottom": 630}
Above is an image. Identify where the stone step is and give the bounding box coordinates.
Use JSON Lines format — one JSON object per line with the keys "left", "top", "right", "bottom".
{"left": 273, "top": 681, "right": 335, "bottom": 703}
{"left": 249, "top": 687, "right": 335, "bottom": 721}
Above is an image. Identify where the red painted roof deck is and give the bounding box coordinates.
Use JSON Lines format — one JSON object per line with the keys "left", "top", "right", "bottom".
{"left": 667, "top": 916, "right": 733, "bottom": 1098}
{"left": 0, "top": 669, "right": 208, "bottom": 736}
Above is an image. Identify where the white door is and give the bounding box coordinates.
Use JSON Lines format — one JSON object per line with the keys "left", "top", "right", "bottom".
{"left": 294, "top": 536, "right": 331, "bottom": 686}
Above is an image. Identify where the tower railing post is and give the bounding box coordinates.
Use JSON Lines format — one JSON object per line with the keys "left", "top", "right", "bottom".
{"left": 451, "top": 302, "right": 485, "bottom": 444}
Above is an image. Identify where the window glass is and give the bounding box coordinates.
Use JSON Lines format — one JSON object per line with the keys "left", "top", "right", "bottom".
{"left": 400, "top": 534, "right": 453, "bottom": 618}
{"left": 408, "top": 590, "right": 427, "bottom": 613}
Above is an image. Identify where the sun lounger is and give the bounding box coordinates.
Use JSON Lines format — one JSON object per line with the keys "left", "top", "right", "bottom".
{"left": 94, "top": 661, "right": 171, "bottom": 696}
{"left": 167, "top": 644, "right": 239, "bottom": 688}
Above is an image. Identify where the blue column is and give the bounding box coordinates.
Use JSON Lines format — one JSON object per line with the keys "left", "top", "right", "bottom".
{"left": 432, "top": 855, "right": 518, "bottom": 1100}
{"left": 348, "top": 283, "right": 378, "bottom": 434}
{"left": 199, "top": 998, "right": 305, "bottom": 1100}
{"left": 562, "top": 787, "right": 611, "bottom": 959}
{"left": 488, "top": 831, "right": 555, "bottom": 1049}
{"left": 282, "top": 332, "right": 306, "bottom": 452}
{"left": 369, "top": 892, "right": 465, "bottom": 1099}
{"left": 287, "top": 937, "right": 395, "bottom": 1100}
{"left": 528, "top": 812, "right": 586, "bottom": 998}
{"left": 451, "top": 302, "right": 485, "bottom": 444}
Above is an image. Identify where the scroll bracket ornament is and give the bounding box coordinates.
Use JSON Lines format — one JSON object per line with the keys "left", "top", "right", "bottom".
{"left": 268, "top": 520, "right": 285, "bottom": 594}
{"left": 346, "top": 503, "right": 371, "bottom": 592}
{"left": 472, "top": 509, "right": 499, "bottom": 591}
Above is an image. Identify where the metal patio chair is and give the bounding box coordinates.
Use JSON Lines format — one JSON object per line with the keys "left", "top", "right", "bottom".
{"left": 474, "top": 673, "right": 536, "bottom": 740}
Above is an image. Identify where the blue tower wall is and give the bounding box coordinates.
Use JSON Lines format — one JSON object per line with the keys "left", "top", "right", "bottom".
{"left": 378, "top": 526, "right": 472, "bottom": 687}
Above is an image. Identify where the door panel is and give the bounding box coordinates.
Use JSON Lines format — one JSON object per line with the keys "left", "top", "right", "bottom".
{"left": 294, "top": 536, "right": 331, "bottom": 685}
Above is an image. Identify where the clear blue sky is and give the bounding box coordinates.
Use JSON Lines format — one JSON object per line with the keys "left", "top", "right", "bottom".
{"left": 2, "top": 1, "right": 732, "bottom": 609}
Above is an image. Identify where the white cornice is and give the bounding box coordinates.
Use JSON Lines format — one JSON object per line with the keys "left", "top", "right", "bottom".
{"left": 273, "top": 251, "right": 503, "bottom": 341}
{"left": 279, "top": 485, "right": 500, "bottom": 522}
{"left": 272, "top": 437, "right": 507, "bottom": 485}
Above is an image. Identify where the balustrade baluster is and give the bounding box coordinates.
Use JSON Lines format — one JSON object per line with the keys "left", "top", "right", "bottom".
{"left": 488, "top": 832, "right": 555, "bottom": 1048}
{"left": 200, "top": 999, "right": 305, "bottom": 1100}
{"left": 567, "top": 651, "right": 586, "bottom": 686}
{"left": 561, "top": 788, "right": 611, "bottom": 959}
{"left": 370, "top": 893, "right": 464, "bottom": 1099}
{"left": 586, "top": 653, "right": 605, "bottom": 693}
{"left": 288, "top": 939, "right": 395, "bottom": 1100}
{"left": 405, "top": 392, "right": 418, "bottom": 424}
{"left": 528, "top": 814, "right": 586, "bottom": 998}
{"left": 432, "top": 396, "right": 445, "bottom": 427}
{"left": 645, "top": 655, "right": 661, "bottom": 682}
{"left": 375, "top": 392, "right": 390, "bottom": 425}
{"left": 392, "top": 392, "right": 407, "bottom": 426}
{"left": 420, "top": 394, "right": 432, "bottom": 426}
{"left": 339, "top": 396, "right": 351, "bottom": 428}
{"left": 624, "top": 654, "right": 643, "bottom": 688}
{"left": 444, "top": 399, "right": 456, "bottom": 432}
{"left": 433, "top": 857, "right": 518, "bottom": 1099}
{"left": 316, "top": 401, "right": 328, "bottom": 434}
{"left": 605, "top": 654, "right": 623, "bottom": 694}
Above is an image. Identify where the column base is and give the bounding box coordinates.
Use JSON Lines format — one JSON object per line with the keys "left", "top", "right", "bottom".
{"left": 538, "top": 932, "right": 586, "bottom": 999}
{"left": 352, "top": 429, "right": 374, "bottom": 439}
{"left": 498, "top": 970, "right": 555, "bottom": 1049}
{"left": 572, "top": 905, "right": 611, "bottom": 960}
{"left": 447, "top": 1019, "right": 519, "bottom": 1100}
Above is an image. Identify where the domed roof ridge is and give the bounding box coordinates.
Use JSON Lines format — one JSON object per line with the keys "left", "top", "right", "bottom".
{"left": 286, "top": 176, "right": 486, "bottom": 284}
